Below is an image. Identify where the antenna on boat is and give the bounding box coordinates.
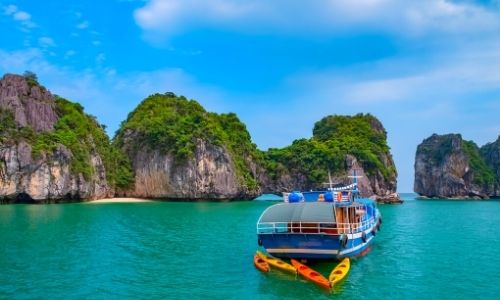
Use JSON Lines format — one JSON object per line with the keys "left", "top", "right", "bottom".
{"left": 322, "top": 169, "right": 335, "bottom": 191}
{"left": 328, "top": 169, "right": 333, "bottom": 190}
{"left": 348, "top": 169, "right": 362, "bottom": 195}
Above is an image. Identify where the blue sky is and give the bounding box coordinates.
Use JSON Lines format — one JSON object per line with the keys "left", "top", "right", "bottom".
{"left": 1, "top": 0, "right": 500, "bottom": 192}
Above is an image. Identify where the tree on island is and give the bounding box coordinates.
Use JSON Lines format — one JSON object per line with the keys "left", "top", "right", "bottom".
{"left": 23, "top": 70, "right": 39, "bottom": 86}
{"left": 23, "top": 70, "right": 38, "bottom": 81}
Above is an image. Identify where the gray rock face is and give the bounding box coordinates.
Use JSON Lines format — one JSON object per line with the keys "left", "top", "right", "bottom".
{"left": 123, "top": 138, "right": 259, "bottom": 200}
{"left": 414, "top": 134, "right": 498, "bottom": 199}
{"left": 0, "top": 74, "right": 112, "bottom": 203}
{"left": 0, "top": 74, "right": 58, "bottom": 132}
{"left": 0, "top": 142, "right": 110, "bottom": 202}
{"left": 345, "top": 155, "right": 401, "bottom": 203}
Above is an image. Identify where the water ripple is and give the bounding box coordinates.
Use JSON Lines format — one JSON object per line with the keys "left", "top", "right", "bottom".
{"left": 0, "top": 199, "right": 499, "bottom": 299}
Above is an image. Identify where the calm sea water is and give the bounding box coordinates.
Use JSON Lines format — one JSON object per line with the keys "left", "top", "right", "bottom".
{"left": 1, "top": 194, "right": 499, "bottom": 299}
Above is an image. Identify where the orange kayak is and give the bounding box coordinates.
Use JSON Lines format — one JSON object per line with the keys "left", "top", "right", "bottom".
{"left": 291, "top": 259, "right": 331, "bottom": 290}
{"left": 254, "top": 253, "right": 270, "bottom": 273}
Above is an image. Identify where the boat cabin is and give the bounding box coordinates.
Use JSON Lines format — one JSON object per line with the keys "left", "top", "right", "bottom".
{"left": 257, "top": 200, "right": 377, "bottom": 236}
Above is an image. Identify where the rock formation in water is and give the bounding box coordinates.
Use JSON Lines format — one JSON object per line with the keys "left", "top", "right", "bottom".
{"left": 0, "top": 72, "right": 402, "bottom": 203}
{"left": 117, "top": 95, "right": 400, "bottom": 202}
{"left": 114, "top": 93, "right": 262, "bottom": 200}
{"left": 414, "top": 134, "right": 499, "bottom": 199}
{"left": 0, "top": 73, "right": 132, "bottom": 203}
{"left": 259, "top": 114, "right": 400, "bottom": 203}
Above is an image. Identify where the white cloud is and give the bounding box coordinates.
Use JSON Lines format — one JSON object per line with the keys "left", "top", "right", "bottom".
{"left": 134, "top": 0, "right": 253, "bottom": 30}
{"left": 3, "top": 4, "right": 36, "bottom": 29}
{"left": 13, "top": 11, "right": 30, "bottom": 21}
{"left": 4, "top": 4, "right": 17, "bottom": 15}
{"left": 38, "top": 37, "right": 56, "bottom": 48}
{"left": 92, "top": 40, "right": 101, "bottom": 46}
{"left": 133, "top": 0, "right": 500, "bottom": 40}
{"left": 77, "top": 20, "right": 89, "bottom": 29}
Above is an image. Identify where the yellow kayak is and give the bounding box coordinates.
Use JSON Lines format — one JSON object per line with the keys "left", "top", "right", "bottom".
{"left": 256, "top": 251, "right": 297, "bottom": 274}
{"left": 329, "top": 258, "right": 350, "bottom": 286}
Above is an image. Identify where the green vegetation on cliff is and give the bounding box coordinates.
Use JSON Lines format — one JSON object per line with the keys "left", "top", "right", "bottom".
{"left": 115, "top": 93, "right": 259, "bottom": 190}
{"left": 0, "top": 108, "right": 16, "bottom": 136}
{"left": 262, "top": 113, "right": 396, "bottom": 186}
{"left": 38, "top": 97, "right": 134, "bottom": 188}
{"left": 0, "top": 94, "right": 134, "bottom": 189}
{"left": 462, "top": 140, "right": 495, "bottom": 186}
{"left": 480, "top": 137, "right": 500, "bottom": 184}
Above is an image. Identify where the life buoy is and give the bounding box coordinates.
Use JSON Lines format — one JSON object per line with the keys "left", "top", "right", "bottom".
{"left": 336, "top": 192, "right": 342, "bottom": 201}
{"left": 361, "top": 232, "right": 367, "bottom": 243}
{"left": 258, "top": 238, "right": 263, "bottom": 246}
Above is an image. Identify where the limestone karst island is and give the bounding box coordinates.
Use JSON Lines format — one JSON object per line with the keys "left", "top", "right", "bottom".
{"left": 2, "top": 0, "right": 500, "bottom": 298}
{"left": 1, "top": 73, "right": 402, "bottom": 203}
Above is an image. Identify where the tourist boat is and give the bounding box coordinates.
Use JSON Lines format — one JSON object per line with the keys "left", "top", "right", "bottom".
{"left": 256, "top": 171, "right": 381, "bottom": 260}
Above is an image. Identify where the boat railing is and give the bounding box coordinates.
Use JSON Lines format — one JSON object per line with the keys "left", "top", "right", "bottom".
{"left": 257, "top": 217, "right": 376, "bottom": 235}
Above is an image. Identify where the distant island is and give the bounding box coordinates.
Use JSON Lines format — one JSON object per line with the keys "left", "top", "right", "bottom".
{"left": 414, "top": 134, "right": 500, "bottom": 199}
{"left": 0, "top": 73, "right": 400, "bottom": 203}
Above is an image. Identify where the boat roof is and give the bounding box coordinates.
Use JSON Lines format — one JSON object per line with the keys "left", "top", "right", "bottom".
{"left": 258, "top": 203, "right": 337, "bottom": 223}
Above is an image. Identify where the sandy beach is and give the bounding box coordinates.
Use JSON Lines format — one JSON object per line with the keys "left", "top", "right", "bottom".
{"left": 86, "top": 198, "right": 154, "bottom": 204}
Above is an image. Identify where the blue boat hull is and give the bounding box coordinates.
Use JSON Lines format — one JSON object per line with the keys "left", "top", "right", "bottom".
{"left": 258, "top": 223, "right": 378, "bottom": 260}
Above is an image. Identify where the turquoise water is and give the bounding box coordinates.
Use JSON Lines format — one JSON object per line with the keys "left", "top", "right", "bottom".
{"left": 1, "top": 194, "right": 499, "bottom": 299}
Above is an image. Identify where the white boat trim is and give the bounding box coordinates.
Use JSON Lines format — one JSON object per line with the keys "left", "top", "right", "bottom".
{"left": 267, "top": 248, "right": 340, "bottom": 255}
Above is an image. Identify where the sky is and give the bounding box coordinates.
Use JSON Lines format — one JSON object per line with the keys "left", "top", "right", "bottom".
{"left": 1, "top": 0, "right": 500, "bottom": 192}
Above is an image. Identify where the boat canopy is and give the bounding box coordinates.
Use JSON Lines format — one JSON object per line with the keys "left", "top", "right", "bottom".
{"left": 258, "top": 203, "right": 336, "bottom": 223}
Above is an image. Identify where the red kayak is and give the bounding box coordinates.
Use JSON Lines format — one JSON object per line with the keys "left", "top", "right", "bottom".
{"left": 291, "top": 259, "right": 331, "bottom": 290}
{"left": 254, "top": 253, "right": 270, "bottom": 273}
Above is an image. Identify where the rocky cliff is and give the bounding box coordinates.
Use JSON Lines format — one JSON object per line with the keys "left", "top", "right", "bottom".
{"left": 115, "top": 93, "right": 261, "bottom": 200}
{"left": 260, "top": 114, "right": 400, "bottom": 203}
{"left": 480, "top": 136, "right": 500, "bottom": 192}
{"left": 116, "top": 97, "right": 399, "bottom": 202}
{"left": 0, "top": 73, "right": 129, "bottom": 203}
{"left": 414, "top": 134, "right": 499, "bottom": 199}
{"left": 1, "top": 74, "right": 401, "bottom": 202}
{"left": 0, "top": 74, "right": 58, "bottom": 132}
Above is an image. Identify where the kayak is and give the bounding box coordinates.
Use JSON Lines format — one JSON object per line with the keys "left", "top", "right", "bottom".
{"left": 254, "top": 253, "right": 270, "bottom": 273}
{"left": 291, "top": 259, "right": 331, "bottom": 290}
{"left": 329, "top": 258, "right": 350, "bottom": 286}
{"left": 256, "top": 251, "right": 296, "bottom": 274}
